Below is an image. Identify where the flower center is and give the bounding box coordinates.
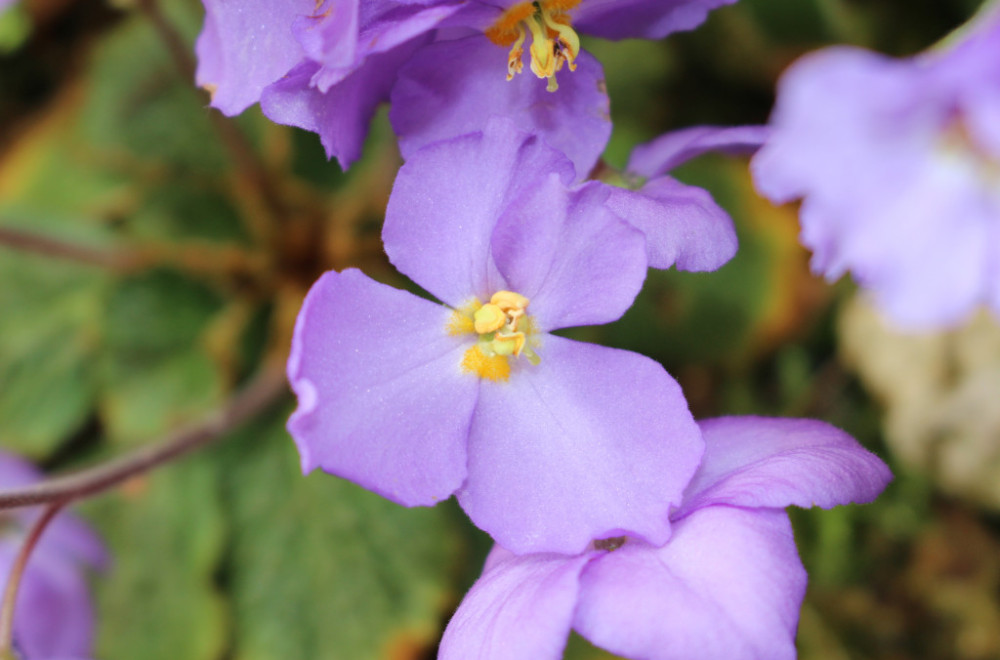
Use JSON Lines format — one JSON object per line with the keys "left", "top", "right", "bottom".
{"left": 939, "top": 118, "right": 1000, "bottom": 189}
{"left": 593, "top": 536, "right": 627, "bottom": 552}
{"left": 447, "top": 290, "right": 540, "bottom": 382}
{"left": 484, "top": 0, "right": 581, "bottom": 92}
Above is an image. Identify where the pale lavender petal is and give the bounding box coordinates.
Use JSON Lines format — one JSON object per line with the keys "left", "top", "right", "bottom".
{"left": 627, "top": 125, "right": 770, "bottom": 179}
{"left": 677, "top": 416, "right": 892, "bottom": 518}
{"left": 0, "top": 454, "right": 107, "bottom": 568}
{"left": 292, "top": 0, "right": 360, "bottom": 87}
{"left": 574, "top": 0, "right": 737, "bottom": 41}
{"left": 391, "top": 35, "right": 611, "bottom": 178}
{"left": 308, "top": 1, "right": 464, "bottom": 91}
{"left": 260, "top": 38, "right": 423, "bottom": 169}
{"left": 195, "top": 0, "right": 314, "bottom": 115}
{"left": 574, "top": 507, "right": 804, "bottom": 660}
{"left": 439, "top": 549, "right": 589, "bottom": 660}
{"left": 383, "top": 119, "right": 574, "bottom": 307}
{"left": 603, "top": 177, "right": 737, "bottom": 272}
{"left": 286, "top": 269, "right": 476, "bottom": 506}
{"left": 458, "top": 336, "right": 702, "bottom": 554}
{"left": 491, "top": 181, "right": 647, "bottom": 330}
{"left": 1, "top": 544, "right": 95, "bottom": 659}
{"left": 0, "top": 451, "right": 39, "bottom": 488}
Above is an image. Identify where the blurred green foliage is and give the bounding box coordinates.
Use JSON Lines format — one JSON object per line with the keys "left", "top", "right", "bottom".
{"left": 1, "top": 0, "right": 997, "bottom": 658}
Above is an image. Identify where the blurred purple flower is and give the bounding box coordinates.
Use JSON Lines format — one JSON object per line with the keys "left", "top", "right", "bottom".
{"left": 195, "top": 0, "right": 736, "bottom": 172}
{"left": 752, "top": 5, "right": 1000, "bottom": 328}
{"left": 0, "top": 454, "right": 107, "bottom": 660}
{"left": 286, "top": 120, "right": 703, "bottom": 554}
{"left": 440, "top": 416, "right": 892, "bottom": 660}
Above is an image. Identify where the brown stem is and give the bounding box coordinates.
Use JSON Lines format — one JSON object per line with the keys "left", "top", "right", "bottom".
{"left": 0, "top": 363, "right": 287, "bottom": 511}
{"left": 0, "top": 226, "right": 128, "bottom": 270}
{"left": 0, "top": 502, "right": 66, "bottom": 656}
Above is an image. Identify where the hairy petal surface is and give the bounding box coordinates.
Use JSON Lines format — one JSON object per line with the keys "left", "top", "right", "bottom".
{"left": 458, "top": 336, "right": 702, "bottom": 554}
{"left": 575, "top": 507, "right": 804, "bottom": 660}
{"left": 439, "top": 549, "right": 589, "bottom": 660}
{"left": 384, "top": 120, "right": 574, "bottom": 306}
{"left": 603, "top": 177, "right": 737, "bottom": 272}
{"left": 677, "top": 416, "right": 892, "bottom": 518}
{"left": 391, "top": 35, "right": 611, "bottom": 178}
{"left": 195, "top": 0, "right": 314, "bottom": 115}
{"left": 286, "top": 269, "right": 476, "bottom": 506}
{"left": 491, "top": 181, "right": 647, "bottom": 330}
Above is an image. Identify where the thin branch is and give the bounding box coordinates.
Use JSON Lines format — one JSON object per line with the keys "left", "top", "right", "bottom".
{"left": 0, "top": 363, "right": 287, "bottom": 511}
{"left": 0, "top": 226, "right": 127, "bottom": 270}
{"left": 0, "top": 225, "right": 271, "bottom": 284}
{"left": 0, "top": 502, "right": 66, "bottom": 657}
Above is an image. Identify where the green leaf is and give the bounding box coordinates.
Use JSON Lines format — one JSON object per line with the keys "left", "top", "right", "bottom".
{"left": 99, "top": 268, "right": 226, "bottom": 445}
{"left": 218, "top": 411, "right": 466, "bottom": 660}
{"left": 87, "top": 456, "right": 228, "bottom": 660}
{"left": 0, "top": 249, "right": 107, "bottom": 457}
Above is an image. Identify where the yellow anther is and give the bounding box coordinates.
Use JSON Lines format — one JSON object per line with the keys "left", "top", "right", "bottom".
{"left": 450, "top": 290, "right": 538, "bottom": 381}
{"left": 474, "top": 303, "right": 507, "bottom": 334}
{"left": 507, "top": 26, "right": 526, "bottom": 80}
{"left": 484, "top": 0, "right": 581, "bottom": 92}
{"left": 493, "top": 331, "right": 526, "bottom": 357}
{"left": 490, "top": 290, "right": 530, "bottom": 312}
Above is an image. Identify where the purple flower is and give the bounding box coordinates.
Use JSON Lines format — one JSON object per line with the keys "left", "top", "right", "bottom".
{"left": 196, "top": 0, "right": 736, "bottom": 172}
{"left": 440, "top": 416, "right": 892, "bottom": 660}
{"left": 286, "top": 119, "right": 703, "bottom": 554}
{"left": 605, "top": 124, "right": 769, "bottom": 271}
{"left": 752, "top": 5, "right": 1000, "bottom": 328}
{"left": 0, "top": 454, "right": 107, "bottom": 660}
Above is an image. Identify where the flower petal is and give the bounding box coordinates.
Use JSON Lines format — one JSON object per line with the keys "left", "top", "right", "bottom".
{"left": 259, "top": 38, "right": 423, "bottom": 169}
{"left": 457, "top": 336, "right": 702, "bottom": 554}
{"left": 306, "top": 1, "right": 464, "bottom": 92}
{"left": 439, "top": 548, "right": 589, "bottom": 660}
{"left": 574, "top": 0, "right": 737, "bottom": 41}
{"left": 491, "top": 180, "right": 647, "bottom": 330}
{"left": 195, "top": 0, "right": 313, "bottom": 115}
{"left": 0, "top": 454, "right": 107, "bottom": 568}
{"left": 627, "top": 125, "right": 770, "bottom": 179}
{"left": 677, "top": 416, "right": 892, "bottom": 518}
{"left": 286, "top": 269, "right": 476, "bottom": 506}
{"left": 603, "top": 176, "right": 737, "bottom": 272}
{"left": 574, "top": 507, "right": 804, "bottom": 660}
{"left": 383, "top": 119, "right": 574, "bottom": 307}
{"left": 2, "top": 543, "right": 96, "bottom": 659}
{"left": 390, "top": 35, "right": 611, "bottom": 178}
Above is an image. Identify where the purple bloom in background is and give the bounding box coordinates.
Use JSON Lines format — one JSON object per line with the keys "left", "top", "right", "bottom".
{"left": 195, "top": 0, "right": 737, "bottom": 172}
{"left": 0, "top": 453, "right": 107, "bottom": 660}
{"left": 752, "top": 5, "right": 1000, "bottom": 328}
{"left": 440, "top": 417, "right": 892, "bottom": 660}
{"left": 605, "top": 124, "right": 769, "bottom": 271}
{"left": 286, "top": 120, "right": 704, "bottom": 554}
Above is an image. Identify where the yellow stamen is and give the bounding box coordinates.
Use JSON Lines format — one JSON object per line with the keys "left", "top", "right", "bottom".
{"left": 493, "top": 331, "right": 527, "bottom": 357}
{"left": 491, "top": 290, "right": 530, "bottom": 312}
{"left": 474, "top": 303, "right": 507, "bottom": 334}
{"left": 446, "top": 298, "right": 482, "bottom": 335}
{"left": 484, "top": 0, "right": 581, "bottom": 92}
{"left": 446, "top": 290, "right": 539, "bottom": 380}
{"left": 461, "top": 345, "right": 511, "bottom": 382}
